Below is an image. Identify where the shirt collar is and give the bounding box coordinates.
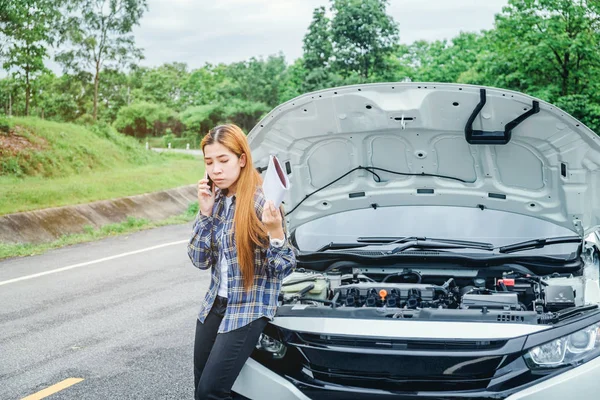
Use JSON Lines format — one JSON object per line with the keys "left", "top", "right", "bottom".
{"left": 215, "top": 188, "right": 236, "bottom": 203}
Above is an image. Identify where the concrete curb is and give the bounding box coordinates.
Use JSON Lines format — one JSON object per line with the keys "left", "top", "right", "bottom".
{"left": 0, "top": 185, "right": 197, "bottom": 244}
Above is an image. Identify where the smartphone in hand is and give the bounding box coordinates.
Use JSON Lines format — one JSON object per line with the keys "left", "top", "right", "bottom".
{"left": 205, "top": 172, "right": 214, "bottom": 193}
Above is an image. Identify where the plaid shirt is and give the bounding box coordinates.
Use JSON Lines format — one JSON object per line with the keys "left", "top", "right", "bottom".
{"left": 187, "top": 187, "right": 296, "bottom": 333}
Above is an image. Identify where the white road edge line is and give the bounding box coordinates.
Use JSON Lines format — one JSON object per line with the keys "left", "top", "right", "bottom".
{"left": 0, "top": 240, "right": 189, "bottom": 287}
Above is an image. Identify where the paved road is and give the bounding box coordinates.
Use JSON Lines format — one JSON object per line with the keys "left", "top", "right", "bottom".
{"left": 0, "top": 223, "right": 210, "bottom": 399}
{"left": 151, "top": 148, "right": 203, "bottom": 157}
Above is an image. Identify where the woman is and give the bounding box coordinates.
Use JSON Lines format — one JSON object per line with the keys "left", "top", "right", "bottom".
{"left": 187, "top": 124, "right": 296, "bottom": 400}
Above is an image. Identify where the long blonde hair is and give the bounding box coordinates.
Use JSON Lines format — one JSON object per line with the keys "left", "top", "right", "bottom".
{"left": 201, "top": 124, "right": 268, "bottom": 290}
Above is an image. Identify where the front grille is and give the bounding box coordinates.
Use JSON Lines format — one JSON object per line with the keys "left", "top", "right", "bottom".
{"left": 309, "top": 368, "right": 492, "bottom": 391}
{"left": 280, "top": 334, "right": 517, "bottom": 393}
{"left": 298, "top": 333, "right": 507, "bottom": 351}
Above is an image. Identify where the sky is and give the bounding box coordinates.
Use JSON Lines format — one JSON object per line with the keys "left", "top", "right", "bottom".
{"left": 131, "top": 0, "right": 509, "bottom": 68}
{"left": 1, "top": 0, "right": 509, "bottom": 77}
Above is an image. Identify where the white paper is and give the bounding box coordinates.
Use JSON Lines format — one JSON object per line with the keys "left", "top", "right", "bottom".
{"left": 262, "top": 155, "right": 289, "bottom": 208}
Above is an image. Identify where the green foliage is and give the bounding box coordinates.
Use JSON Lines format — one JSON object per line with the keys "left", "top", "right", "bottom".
{"left": 486, "top": 0, "right": 600, "bottom": 98}
{"left": 303, "top": 6, "right": 332, "bottom": 71}
{"left": 57, "top": 0, "right": 148, "bottom": 120}
{"left": 398, "top": 32, "right": 488, "bottom": 84}
{"left": 330, "top": 0, "right": 399, "bottom": 79}
{"left": 113, "top": 102, "right": 180, "bottom": 138}
{"left": 220, "top": 54, "right": 288, "bottom": 108}
{"left": 554, "top": 95, "right": 600, "bottom": 133}
{"left": 221, "top": 99, "right": 270, "bottom": 132}
{"left": 0, "top": 115, "right": 11, "bottom": 133}
{"left": 131, "top": 62, "right": 189, "bottom": 111}
{"left": 179, "top": 100, "right": 270, "bottom": 136}
{"left": 0, "top": 0, "right": 62, "bottom": 116}
{"left": 2, "top": 0, "right": 600, "bottom": 138}
{"left": 180, "top": 104, "right": 222, "bottom": 135}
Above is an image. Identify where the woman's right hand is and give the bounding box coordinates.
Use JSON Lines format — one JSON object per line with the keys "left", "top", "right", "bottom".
{"left": 197, "top": 177, "right": 215, "bottom": 216}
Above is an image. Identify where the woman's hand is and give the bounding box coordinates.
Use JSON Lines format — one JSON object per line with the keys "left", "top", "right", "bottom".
{"left": 197, "top": 177, "right": 215, "bottom": 217}
{"left": 262, "top": 200, "right": 284, "bottom": 240}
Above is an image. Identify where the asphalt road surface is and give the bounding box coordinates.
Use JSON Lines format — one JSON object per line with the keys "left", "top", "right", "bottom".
{"left": 0, "top": 222, "right": 210, "bottom": 400}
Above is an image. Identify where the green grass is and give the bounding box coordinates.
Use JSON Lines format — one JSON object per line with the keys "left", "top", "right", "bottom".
{"left": 1, "top": 118, "right": 161, "bottom": 178}
{"left": 0, "top": 202, "right": 199, "bottom": 260}
{"left": 0, "top": 117, "right": 205, "bottom": 215}
{"left": 0, "top": 156, "right": 203, "bottom": 215}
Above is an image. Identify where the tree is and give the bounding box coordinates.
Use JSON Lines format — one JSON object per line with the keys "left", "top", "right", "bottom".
{"left": 182, "top": 63, "right": 227, "bottom": 107}
{"left": 113, "top": 101, "right": 179, "bottom": 138}
{"left": 219, "top": 54, "right": 288, "bottom": 107}
{"left": 491, "top": 0, "right": 600, "bottom": 98}
{"left": 131, "top": 62, "right": 189, "bottom": 111}
{"left": 57, "top": 0, "right": 148, "bottom": 121}
{"left": 0, "top": 77, "right": 19, "bottom": 116}
{"left": 399, "top": 32, "right": 488, "bottom": 84}
{"left": 96, "top": 67, "right": 130, "bottom": 122}
{"left": 0, "top": 0, "right": 61, "bottom": 115}
{"left": 303, "top": 6, "right": 333, "bottom": 71}
{"left": 329, "top": 0, "right": 399, "bottom": 79}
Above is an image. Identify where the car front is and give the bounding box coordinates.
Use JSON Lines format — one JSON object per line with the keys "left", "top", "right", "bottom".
{"left": 233, "top": 83, "right": 600, "bottom": 399}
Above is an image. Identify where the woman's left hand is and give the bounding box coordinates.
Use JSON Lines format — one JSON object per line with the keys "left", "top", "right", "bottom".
{"left": 262, "top": 200, "right": 284, "bottom": 239}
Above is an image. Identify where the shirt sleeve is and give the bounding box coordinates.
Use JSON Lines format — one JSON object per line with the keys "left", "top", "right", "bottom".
{"left": 187, "top": 212, "right": 215, "bottom": 270}
{"left": 266, "top": 240, "right": 296, "bottom": 278}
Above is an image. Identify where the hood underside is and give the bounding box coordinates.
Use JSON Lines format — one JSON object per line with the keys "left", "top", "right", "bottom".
{"left": 248, "top": 83, "right": 600, "bottom": 235}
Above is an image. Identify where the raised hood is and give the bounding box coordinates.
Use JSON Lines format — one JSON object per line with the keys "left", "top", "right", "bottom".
{"left": 247, "top": 83, "right": 600, "bottom": 235}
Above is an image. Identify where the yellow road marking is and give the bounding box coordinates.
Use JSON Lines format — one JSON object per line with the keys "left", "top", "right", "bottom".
{"left": 21, "top": 378, "right": 84, "bottom": 400}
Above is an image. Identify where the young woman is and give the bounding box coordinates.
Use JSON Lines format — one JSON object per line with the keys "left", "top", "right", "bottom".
{"left": 187, "top": 124, "right": 296, "bottom": 400}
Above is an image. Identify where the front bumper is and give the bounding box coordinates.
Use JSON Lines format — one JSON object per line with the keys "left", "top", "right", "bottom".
{"left": 232, "top": 355, "right": 600, "bottom": 400}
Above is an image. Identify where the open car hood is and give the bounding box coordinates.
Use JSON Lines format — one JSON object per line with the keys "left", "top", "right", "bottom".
{"left": 247, "top": 83, "right": 600, "bottom": 235}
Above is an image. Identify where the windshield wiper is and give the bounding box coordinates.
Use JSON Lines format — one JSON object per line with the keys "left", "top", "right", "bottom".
{"left": 315, "top": 242, "right": 370, "bottom": 252}
{"left": 358, "top": 236, "right": 495, "bottom": 254}
{"left": 498, "top": 236, "right": 582, "bottom": 254}
{"left": 386, "top": 240, "right": 495, "bottom": 255}
{"left": 315, "top": 237, "right": 494, "bottom": 253}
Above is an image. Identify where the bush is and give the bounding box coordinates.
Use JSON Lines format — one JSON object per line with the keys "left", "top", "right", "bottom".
{"left": 221, "top": 99, "right": 271, "bottom": 132}
{"left": 180, "top": 104, "right": 222, "bottom": 135}
{"left": 113, "top": 102, "right": 182, "bottom": 138}
{"left": 180, "top": 100, "right": 270, "bottom": 135}
{"left": 0, "top": 116, "right": 11, "bottom": 133}
{"left": 554, "top": 95, "right": 600, "bottom": 135}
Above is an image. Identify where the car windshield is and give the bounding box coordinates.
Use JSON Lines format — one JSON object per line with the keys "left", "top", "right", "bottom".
{"left": 293, "top": 206, "right": 580, "bottom": 256}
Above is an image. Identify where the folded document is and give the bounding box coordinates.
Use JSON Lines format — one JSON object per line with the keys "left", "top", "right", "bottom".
{"left": 262, "top": 155, "right": 289, "bottom": 208}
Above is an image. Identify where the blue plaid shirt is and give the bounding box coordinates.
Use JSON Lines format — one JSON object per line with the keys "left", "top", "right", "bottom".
{"left": 187, "top": 187, "right": 296, "bottom": 333}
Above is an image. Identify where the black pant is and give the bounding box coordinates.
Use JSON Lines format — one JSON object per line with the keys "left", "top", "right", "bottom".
{"left": 194, "top": 296, "right": 268, "bottom": 400}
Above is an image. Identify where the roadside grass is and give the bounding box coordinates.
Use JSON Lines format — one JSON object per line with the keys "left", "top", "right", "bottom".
{"left": 0, "top": 117, "right": 204, "bottom": 215}
{"left": 1, "top": 117, "right": 159, "bottom": 178}
{"left": 0, "top": 202, "right": 199, "bottom": 260}
{"left": 0, "top": 155, "right": 203, "bottom": 215}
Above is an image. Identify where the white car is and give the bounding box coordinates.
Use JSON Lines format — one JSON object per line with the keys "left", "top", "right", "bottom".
{"left": 233, "top": 83, "right": 600, "bottom": 399}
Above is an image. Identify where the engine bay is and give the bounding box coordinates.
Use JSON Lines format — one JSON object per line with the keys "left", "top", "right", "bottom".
{"left": 278, "top": 264, "right": 600, "bottom": 324}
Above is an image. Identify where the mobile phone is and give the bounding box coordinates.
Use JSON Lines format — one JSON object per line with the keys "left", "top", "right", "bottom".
{"left": 205, "top": 172, "right": 213, "bottom": 193}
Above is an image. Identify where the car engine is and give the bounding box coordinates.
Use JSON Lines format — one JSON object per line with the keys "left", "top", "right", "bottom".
{"left": 278, "top": 265, "right": 596, "bottom": 321}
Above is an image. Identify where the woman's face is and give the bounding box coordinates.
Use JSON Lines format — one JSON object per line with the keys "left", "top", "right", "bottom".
{"left": 203, "top": 141, "right": 246, "bottom": 194}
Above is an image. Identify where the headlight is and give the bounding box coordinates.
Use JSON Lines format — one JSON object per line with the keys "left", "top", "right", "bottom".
{"left": 256, "top": 333, "right": 287, "bottom": 359}
{"left": 525, "top": 322, "right": 600, "bottom": 369}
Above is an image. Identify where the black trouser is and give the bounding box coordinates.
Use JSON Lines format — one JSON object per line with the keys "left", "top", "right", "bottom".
{"left": 194, "top": 296, "right": 268, "bottom": 400}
